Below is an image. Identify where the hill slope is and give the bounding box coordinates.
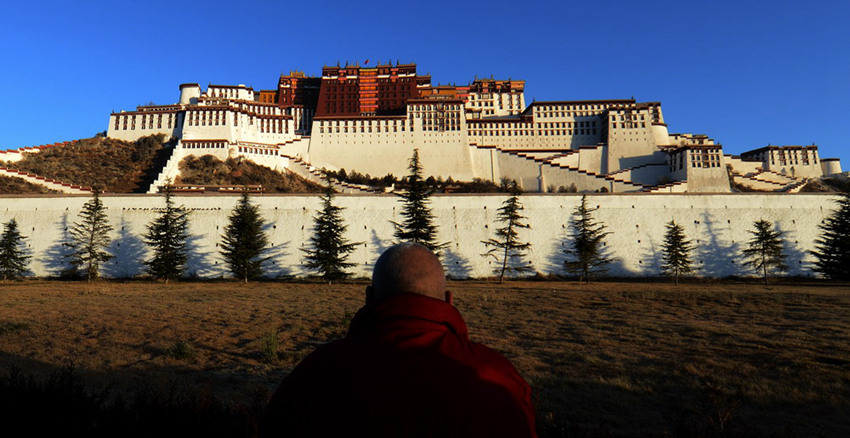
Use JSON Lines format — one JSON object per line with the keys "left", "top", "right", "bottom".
{"left": 176, "top": 155, "right": 325, "bottom": 193}
{"left": 4, "top": 135, "right": 170, "bottom": 193}
{"left": 0, "top": 175, "right": 60, "bottom": 194}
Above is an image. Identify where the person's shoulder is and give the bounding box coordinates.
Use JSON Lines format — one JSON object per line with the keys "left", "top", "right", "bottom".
{"left": 465, "top": 341, "right": 527, "bottom": 380}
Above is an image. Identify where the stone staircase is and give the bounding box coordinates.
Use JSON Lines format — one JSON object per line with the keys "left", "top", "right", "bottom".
{"left": 469, "top": 142, "right": 649, "bottom": 192}
{"left": 642, "top": 180, "right": 688, "bottom": 193}
{"left": 283, "top": 154, "right": 379, "bottom": 194}
{"left": 731, "top": 168, "right": 804, "bottom": 192}
{"left": 146, "top": 144, "right": 182, "bottom": 193}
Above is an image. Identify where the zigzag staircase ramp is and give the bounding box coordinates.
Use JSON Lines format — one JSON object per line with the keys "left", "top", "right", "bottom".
{"left": 731, "top": 168, "right": 805, "bottom": 192}
{"left": 0, "top": 166, "right": 92, "bottom": 194}
{"left": 471, "top": 143, "right": 650, "bottom": 192}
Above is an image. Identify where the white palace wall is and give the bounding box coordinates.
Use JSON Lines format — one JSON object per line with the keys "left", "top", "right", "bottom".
{"left": 0, "top": 193, "right": 837, "bottom": 280}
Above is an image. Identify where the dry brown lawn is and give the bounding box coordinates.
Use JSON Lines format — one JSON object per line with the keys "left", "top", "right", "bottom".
{"left": 0, "top": 280, "right": 848, "bottom": 437}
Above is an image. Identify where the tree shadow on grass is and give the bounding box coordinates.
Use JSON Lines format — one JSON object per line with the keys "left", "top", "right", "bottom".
{"left": 0, "top": 351, "right": 265, "bottom": 438}
{"left": 531, "top": 356, "right": 833, "bottom": 438}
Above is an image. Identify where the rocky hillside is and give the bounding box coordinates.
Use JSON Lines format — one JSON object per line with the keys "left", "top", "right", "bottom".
{"left": 0, "top": 175, "right": 60, "bottom": 194}
{"left": 176, "top": 155, "right": 325, "bottom": 193}
{"left": 3, "top": 135, "right": 170, "bottom": 193}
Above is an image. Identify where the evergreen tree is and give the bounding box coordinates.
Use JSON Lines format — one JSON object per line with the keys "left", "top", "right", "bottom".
{"left": 563, "top": 195, "right": 611, "bottom": 283}
{"left": 660, "top": 220, "right": 694, "bottom": 284}
{"left": 482, "top": 182, "right": 533, "bottom": 283}
{"left": 303, "top": 184, "right": 361, "bottom": 283}
{"left": 811, "top": 191, "right": 850, "bottom": 280}
{"left": 144, "top": 185, "right": 190, "bottom": 283}
{"left": 66, "top": 191, "right": 113, "bottom": 281}
{"left": 742, "top": 219, "right": 788, "bottom": 285}
{"left": 220, "top": 191, "right": 269, "bottom": 282}
{"left": 0, "top": 219, "right": 30, "bottom": 281}
{"left": 392, "top": 149, "right": 446, "bottom": 253}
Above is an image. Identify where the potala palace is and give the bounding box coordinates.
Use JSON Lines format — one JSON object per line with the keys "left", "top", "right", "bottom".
{"left": 99, "top": 61, "right": 841, "bottom": 194}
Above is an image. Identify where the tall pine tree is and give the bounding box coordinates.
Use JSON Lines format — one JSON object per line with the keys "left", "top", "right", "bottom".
{"left": 563, "top": 195, "right": 611, "bottom": 283}
{"left": 742, "top": 219, "right": 788, "bottom": 285}
{"left": 811, "top": 191, "right": 850, "bottom": 280}
{"left": 660, "top": 220, "right": 694, "bottom": 284}
{"left": 482, "top": 181, "right": 533, "bottom": 283}
{"left": 392, "top": 149, "right": 446, "bottom": 253}
{"left": 303, "top": 184, "right": 361, "bottom": 283}
{"left": 66, "top": 191, "right": 113, "bottom": 281}
{"left": 0, "top": 219, "right": 30, "bottom": 281}
{"left": 144, "top": 185, "right": 190, "bottom": 283}
{"left": 220, "top": 191, "right": 269, "bottom": 282}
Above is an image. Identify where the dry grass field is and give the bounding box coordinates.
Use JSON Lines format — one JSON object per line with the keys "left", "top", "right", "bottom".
{"left": 0, "top": 280, "right": 848, "bottom": 437}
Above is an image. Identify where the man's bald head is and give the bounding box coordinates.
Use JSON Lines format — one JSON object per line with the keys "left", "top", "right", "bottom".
{"left": 369, "top": 243, "right": 446, "bottom": 302}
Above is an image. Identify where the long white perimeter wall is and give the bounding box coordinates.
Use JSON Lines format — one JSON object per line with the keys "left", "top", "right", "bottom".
{"left": 0, "top": 193, "right": 839, "bottom": 279}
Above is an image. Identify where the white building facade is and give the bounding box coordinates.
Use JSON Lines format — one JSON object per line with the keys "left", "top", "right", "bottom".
{"left": 104, "top": 64, "right": 844, "bottom": 194}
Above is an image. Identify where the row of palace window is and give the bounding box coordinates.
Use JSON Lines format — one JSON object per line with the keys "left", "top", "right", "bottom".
{"left": 318, "top": 119, "right": 408, "bottom": 134}
{"left": 690, "top": 152, "right": 722, "bottom": 168}
{"left": 258, "top": 118, "right": 288, "bottom": 134}
{"left": 422, "top": 114, "right": 462, "bottom": 132}
{"left": 208, "top": 88, "right": 252, "bottom": 99}
{"left": 537, "top": 110, "right": 601, "bottom": 118}
{"left": 238, "top": 146, "right": 278, "bottom": 156}
{"left": 770, "top": 151, "right": 816, "bottom": 166}
{"left": 183, "top": 110, "right": 289, "bottom": 134}
{"left": 470, "top": 128, "right": 597, "bottom": 136}
{"left": 537, "top": 103, "right": 608, "bottom": 113}
{"left": 611, "top": 114, "right": 645, "bottom": 121}
{"left": 116, "top": 113, "right": 174, "bottom": 131}
{"left": 539, "top": 121, "right": 596, "bottom": 129}
{"left": 409, "top": 104, "right": 461, "bottom": 112}
{"left": 234, "top": 103, "right": 280, "bottom": 115}
{"left": 182, "top": 141, "right": 226, "bottom": 149}
{"left": 468, "top": 95, "right": 521, "bottom": 107}
{"left": 612, "top": 122, "right": 647, "bottom": 129}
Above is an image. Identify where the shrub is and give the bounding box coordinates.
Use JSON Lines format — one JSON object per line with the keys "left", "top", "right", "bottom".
{"left": 259, "top": 332, "right": 279, "bottom": 364}
{"left": 165, "top": 341, "right": 197, "bottom": 361}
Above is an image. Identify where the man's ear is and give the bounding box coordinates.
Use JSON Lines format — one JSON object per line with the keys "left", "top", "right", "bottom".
{"left": 444, "top": 290, "right": 453, "bottom": 305}
{"left": 365, "top": 285, "right": 375, "bottom": 304}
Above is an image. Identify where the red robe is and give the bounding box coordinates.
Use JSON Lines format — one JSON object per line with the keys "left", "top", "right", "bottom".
{"left": 260, "top": 293, "right": 537, "bottom": 437}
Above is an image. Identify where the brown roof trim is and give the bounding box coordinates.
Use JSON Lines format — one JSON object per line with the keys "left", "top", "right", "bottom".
{"left": 742, "top": 145, "right": 818, "bottom": 155}
{"left": 529, "top": 99, "right": 635, "bottom": 106}
{"left": 406, "top": 98, "right": 465, "bottom": 104}
{"left": 313, "top": 115, "right": 407, "bottom": 120}
{"left": 208, "top": 84, "right": 253, "bottom": 90}
{"left": 666, "top": 145, "right": 724, "bottom": 152}
{"left": 111, "top": 109, "right": 181, "bottom": 116}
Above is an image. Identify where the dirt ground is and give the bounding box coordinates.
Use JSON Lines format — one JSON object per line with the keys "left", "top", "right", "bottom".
{"left": 0, "top": 279, "right": 848, "bottom": 437}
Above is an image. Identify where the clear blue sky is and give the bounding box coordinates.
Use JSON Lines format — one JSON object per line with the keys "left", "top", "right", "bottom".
{"left": 1, "top": 0, "right": 847, "bottom": 165}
